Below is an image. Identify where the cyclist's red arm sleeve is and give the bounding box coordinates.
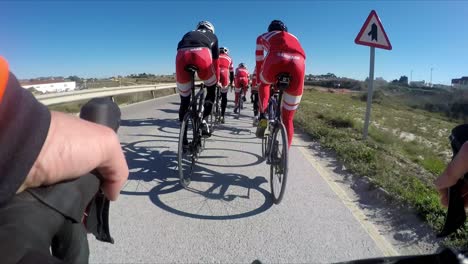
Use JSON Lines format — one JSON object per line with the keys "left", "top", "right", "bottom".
{"left": 229, "top": 59, "right": 234, "bottom": 73}
{"left": 0, "top": 58, "right": 51, "bottom": 205}
{"left": 255, "top": 35, "right": 264, "bottom": 80}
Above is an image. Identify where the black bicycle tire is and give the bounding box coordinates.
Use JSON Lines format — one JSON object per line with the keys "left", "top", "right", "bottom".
{"left": 178, "top": 112, "right": 194, "bottom": 188}
{"left": 270, "top": 123, "right": 289, "bottom": 204}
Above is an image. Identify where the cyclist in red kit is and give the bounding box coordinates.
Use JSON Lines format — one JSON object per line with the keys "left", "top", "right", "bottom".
{"left": 255, "top": 20, "right": 306, "bottom": 148}
{"left": 233, "top": 63, "right": 249, "bottom": 114}
{"left": 218, "top": 47, "right": 234, "bottom": 123}
{"left": 176, "top": 21, "right": 220, "bottom": 136}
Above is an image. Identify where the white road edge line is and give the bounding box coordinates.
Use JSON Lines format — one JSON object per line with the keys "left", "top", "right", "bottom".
{"left": 293, "top": 136, "right": 399, "bottom": 257}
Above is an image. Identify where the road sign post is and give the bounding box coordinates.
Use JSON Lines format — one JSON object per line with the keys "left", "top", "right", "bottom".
{"left": 355, "top": 10, "right": 392, "bottom": 140}
{"left": 363, "top": 47, "right": 375, "bottom": 139}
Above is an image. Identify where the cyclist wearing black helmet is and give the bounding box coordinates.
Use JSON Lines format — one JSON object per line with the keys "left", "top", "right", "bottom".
{"left": 176, "top": 21, "right": 220, "bottom": 136}
{"left": 218, "top": 46, "right": 234, "bottom": 123}
{"left": 255, "top": 19, "right": 306, "bottom": 148}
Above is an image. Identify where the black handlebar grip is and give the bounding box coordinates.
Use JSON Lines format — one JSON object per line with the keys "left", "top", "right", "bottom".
{"left": 79, "top": 97, "right": 121, "bottom": 243}
{"left": 80, "top": 97, "right": 121, "bottom": 132}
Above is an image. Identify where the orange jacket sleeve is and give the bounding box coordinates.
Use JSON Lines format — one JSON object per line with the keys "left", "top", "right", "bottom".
{"left": 0, "top": 57, "right": 9, "bottom": 104}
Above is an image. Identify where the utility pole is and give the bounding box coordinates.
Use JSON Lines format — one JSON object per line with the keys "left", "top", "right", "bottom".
{"left": 410, "top": 70, "right": 413, "bottom": 84}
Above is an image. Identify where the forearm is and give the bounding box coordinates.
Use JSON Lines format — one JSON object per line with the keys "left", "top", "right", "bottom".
{"left": 446, "top": 142, "right": 468, "bottom": 180}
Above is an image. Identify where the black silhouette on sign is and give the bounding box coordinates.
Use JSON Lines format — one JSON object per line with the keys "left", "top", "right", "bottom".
{"left": 368, "top": 23, "right": 378, "bottom": 41}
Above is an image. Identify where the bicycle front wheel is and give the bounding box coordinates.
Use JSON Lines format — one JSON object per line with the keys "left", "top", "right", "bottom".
{"left": 178, "top": 112, "right": 196, "bottom": 188}
{"left": 261, "top": 134, "right": 269, "bottom": 159}
{"left": 270, "top": 123, "right": 289, "bottom": 204}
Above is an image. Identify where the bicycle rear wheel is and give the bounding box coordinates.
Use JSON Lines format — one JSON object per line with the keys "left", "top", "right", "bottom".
{"left": 178, "top": 112, "right": 196, "bottom": 188}
{"left": 270, "top": 123, "right": 288, "bottom": 204}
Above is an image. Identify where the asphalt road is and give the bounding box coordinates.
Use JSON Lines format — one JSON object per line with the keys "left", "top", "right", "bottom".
{"left": 88, "top": 92, "right": 391, "bottom": 263}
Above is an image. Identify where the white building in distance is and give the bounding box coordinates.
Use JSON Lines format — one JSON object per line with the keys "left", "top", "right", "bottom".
{"left": 21, "top": 80, "right": 76, "bottom": 93}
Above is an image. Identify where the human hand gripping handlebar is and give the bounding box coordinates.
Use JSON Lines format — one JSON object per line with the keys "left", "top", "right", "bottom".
{"left": 438, "top": 124, "right": 468, "bottom": 237}
{"left": 0, "top": 97, "right": 121, "bottom": 264}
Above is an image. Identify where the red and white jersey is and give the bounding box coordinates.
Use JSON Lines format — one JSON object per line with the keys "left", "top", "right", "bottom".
{"left": 251, "top": 69, "right": 258, "bottom": 91}
{"left": 219, "top": 53, "right": 234, "bottom": 73}
{"left": 235, "top": 67, "right": 249, "bottom": 79}
{"left": 255, "top": 31, "right": 306, "bottom": 76}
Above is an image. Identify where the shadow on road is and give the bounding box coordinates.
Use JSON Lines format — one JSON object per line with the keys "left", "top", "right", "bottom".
{"left": 121, "top": 118, "right": 179, "bottom": 129}
{"left": 120, "top": 138, "right": 273, "bottom": 220}
{"left": 158, "top": 108, "right": 179, "bottom": 114}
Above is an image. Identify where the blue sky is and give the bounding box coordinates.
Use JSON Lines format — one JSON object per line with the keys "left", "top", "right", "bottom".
{"left": 1, "top": 1, "right": 467, "bottom": 84}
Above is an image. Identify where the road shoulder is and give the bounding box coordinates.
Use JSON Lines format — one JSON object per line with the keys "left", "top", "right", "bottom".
{"left": 292, "top": 130, "right": 443, "bottom": 256}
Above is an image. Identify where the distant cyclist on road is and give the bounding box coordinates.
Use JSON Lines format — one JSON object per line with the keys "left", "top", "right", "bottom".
{"left": 233, "top": 63, "right": 250, "bottom": 114}
{"left": 250, "top": 68, "right": 260, "bottom": 125}
{"left": 176, "top": 21, "right": 220, "bottom": 137}
{"left": 255, "top": 20, "right": 306, "bottom": 148}
{"left": 218, "top": 46, "right": 234, "bottom": 124}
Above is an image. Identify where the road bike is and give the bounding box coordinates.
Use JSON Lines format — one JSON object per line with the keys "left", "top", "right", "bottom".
{"left": 235, "top": 84, "right": 246, "bottom": 119}
{"left": 178, "top": 65, "right": 208, "bottom": 188}
{"left": 261, "top": 73, "right": 290, "bottom": 204}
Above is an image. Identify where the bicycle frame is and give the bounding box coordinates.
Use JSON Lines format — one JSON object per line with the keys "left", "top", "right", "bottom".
{"left": 266, "top": 74, "right": 291, "bottom": 161}
{"left": 187, "top": 70, "right": 205, "bottom": 155}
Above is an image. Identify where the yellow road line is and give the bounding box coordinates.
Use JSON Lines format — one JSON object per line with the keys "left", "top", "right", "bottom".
{"left": 294, "top": 138, "right": 399, "bottom": 257}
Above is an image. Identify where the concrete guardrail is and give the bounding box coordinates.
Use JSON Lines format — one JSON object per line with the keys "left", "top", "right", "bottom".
{"left": 36, "top": 83, "right": 180, "bottom": 106}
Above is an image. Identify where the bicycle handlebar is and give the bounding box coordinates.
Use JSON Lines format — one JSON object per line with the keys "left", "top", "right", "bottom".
{"left": 0, "top": 97, "right": 121, "bottom": 264}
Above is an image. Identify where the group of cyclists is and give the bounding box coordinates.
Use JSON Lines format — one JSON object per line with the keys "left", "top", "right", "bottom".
{"left": 1, "top": 17, "right": 468, "bottom": 264}
{"left": 175, "top": 19, "right": 306, "bottom": 148}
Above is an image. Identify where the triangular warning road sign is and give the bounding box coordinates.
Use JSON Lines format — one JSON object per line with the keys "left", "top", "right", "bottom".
{"left": 355, "top": 10, "right": 392, "bottom": 50}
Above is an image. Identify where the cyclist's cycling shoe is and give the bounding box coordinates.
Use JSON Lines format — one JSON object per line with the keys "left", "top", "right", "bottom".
{"left": 256, "top": 117, "right": 268, "bottom": 138}
{"left": 234, "top": 107, "right": 238, "bottom": 114}
{"left": 220, "top": 116, "right": 225, "bottom": 124}
{"left": 242, "top": 96, "right": 247, "bottom": 102}
{"left": 201, "top": 119, "right": 211, "bottom": 137}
